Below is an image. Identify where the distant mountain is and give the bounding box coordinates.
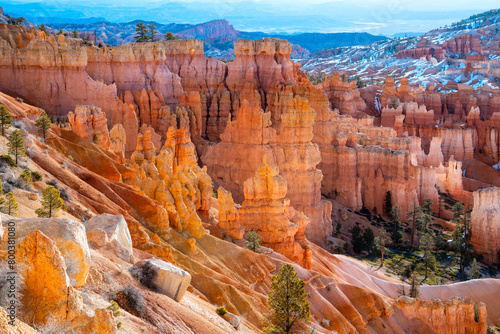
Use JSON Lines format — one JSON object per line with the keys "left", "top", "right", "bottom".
{"left": 41, "top": 18, "right": 386, "bottom": 56}
{"left": 391, "top": 32, "right": 424, "bottom": 38}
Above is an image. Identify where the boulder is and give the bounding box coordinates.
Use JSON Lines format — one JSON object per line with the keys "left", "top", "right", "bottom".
{"left": 0, "top": 217, "right": 90, "bottom": 288}
{"left": 223, "top": 312, "right": 241, "bottom": 329}
{"left": 131, "top": 258, "right": 191, "bottom": 302}
{"left": 85, "top": 214, "right": 133, "bottom": 256}
{"left": 86, "top": 228, "right": 109, "bottom": 248}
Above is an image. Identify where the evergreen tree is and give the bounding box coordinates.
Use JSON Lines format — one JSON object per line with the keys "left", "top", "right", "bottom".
{"left": 35, "top": 111, "right": 52, "bottom": 141}
{"left": 408, "top": 271, "right": 421, "bottom": 298}
{"left": 264, "top": 264, "right": 310, "bottom": 334}
{"left": 72, "top": 29, "right": 79, "bottom": 38}
{"left": 375, "top": 228, "right": 391, "bottom": 267}
{"left": 419, "top": 233, "right": 436, "bottom": 280}
{"left": 451, "top": 202, "right": 474, "bottom": 274}
{"left": 391, "top": 205, "right": 403, "bottom": 246}
{"left": 363, "top": 227, "right": 375, "bottom": 254}
{"left": 8, "top": 129, "right": 25, "bottom": 165}
{"left": 467, "top": 258, "right": 481, "bottom": 280}
{"left": 407, "top": 202, "right": 421, "bottom": 247}
{"left": 164, "top": 32, "right": 177, "bottom": 40}
{"left": 350, "top": 225, "right": 364, "bottom": 253}
{"left": 2, "top": 192, "right": 19, "bottom": 216}
{"left": 0, "top": 104, "right": 12, "bottom": 136}
{"left": 39, "top": 24, "right": 48, "bottom": 35}
{"left": 383, "top": 191, "right": 393, "bottom": 218}
{"left": 35, "top": 185, "right": 64, "bottom": 218}
{"left": 148, "top": 24, "right": 160, "bottom": 42}
{"left": 134, "top": 22, "right": 149, "bottom": 43}
{"left": 356, "top": 75, "right": 366, "bottom": 88}
{"left": 57, "top": 29, "right": 64, "bottom": 35}
{"left": 245, "top": 230, "right": 262, "bottom": 253}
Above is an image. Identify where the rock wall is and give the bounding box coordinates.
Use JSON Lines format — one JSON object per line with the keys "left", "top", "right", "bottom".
{"left": 471, "top": 187, "right": 500, "bottom": 264}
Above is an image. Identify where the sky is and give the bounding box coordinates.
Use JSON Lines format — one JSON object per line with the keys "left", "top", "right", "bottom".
{"left": 3, "top": 0, "right": 499, "bottom": 35}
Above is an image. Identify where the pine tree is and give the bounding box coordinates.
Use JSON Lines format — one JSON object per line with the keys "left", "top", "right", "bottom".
{"left": 383, "top": 191, "right": 393, "bottom": 218}
{"left": 164, "top": 32, "right": 177, "bottom": 40}
{"left": 391, "top": 205, "right": 403, "bottom": 246}
{"left": 35, "top": 185, "right": 64, "bottom": 218}
{"left": 419, "top": 233, "right": 436, "bottom": 280}
{"left": 451, "top": 201, "right": 474, "bottom": 274}
{"left": 245, "top": 230, "right": 262, "bottom": 253}
{"left": 2, "top": 192, "right": 19, "bottom": 216}
{"left": 134, "top": 22, "right": 149, "bottom": 43}
{"left": 264, "top": 264, "right": 310, "bottom": 334}
{"left": 0, "top": 104, "right": 12, "bottom": 136}
{"left": 57, "top": 29, "right": 64, "bottom": 35}
{"left": 8, "top": 129, "right": 25, "bottom": 165}
{"left": 407, "top": 202, "right": 421, "bottom": 247}
{"left": 375, "top": 228, "right": 391, "bottom": 267}
{"left": 408, "top": 271, "right": 421, "bottom": 298}
{"left": 72, "top": 29, "right": 79, "bottom": 38}
{"left": 148, "top": 24, "right": 160, "bottom": 42}
{"left": 467, "top": 258, "right": 481, "bottom": 280}
{"left": 35, "top": 111, "right": 52, "bottom": 141}
{"left": 39, "top": 24, "right": 48, "bottom": 35}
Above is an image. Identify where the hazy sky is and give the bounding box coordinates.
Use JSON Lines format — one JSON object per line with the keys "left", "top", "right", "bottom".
{"left": 4, "top": 0, "right": 499, "bottom": 35}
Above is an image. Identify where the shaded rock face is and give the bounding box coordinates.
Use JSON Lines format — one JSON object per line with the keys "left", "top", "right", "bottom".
{"left": 239, "top": 160, "right": 311, "bottom": 268}
{"left": 1, "top": 217, "right": 91, "bottom": 288}
{"left": 471, "top": 187, "right": 500, "bottom": 264}
{"left": 131, "top": 258, "right": 191, "bottom": 302}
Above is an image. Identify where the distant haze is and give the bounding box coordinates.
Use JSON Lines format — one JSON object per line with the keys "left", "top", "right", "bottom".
{"left": 2, "top": 0, "right": 498, "bottom": 35}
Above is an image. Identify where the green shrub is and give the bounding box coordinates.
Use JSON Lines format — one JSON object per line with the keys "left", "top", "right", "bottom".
{"left": 216, "top": 306, "right": 228, "bottom": 316}
{"left": 0, "top": 154, "right": 15, "bottom": 167}
{"left": 92, "top": 133, "right": 99, "bottom": 143}
{"left": 107, "top": 300, "right": 121, "bottom": 317}
{"left": 31, "top": 171, "right": 42, "bottom": 181}
{"left": 20, "top": 169, "right": 32, "bottom": 184}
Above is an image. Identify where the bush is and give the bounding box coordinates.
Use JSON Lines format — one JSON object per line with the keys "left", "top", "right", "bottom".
{"left": 129, "top": 262, "right": 158, "bottom": 291}
{"left": 20, "top": 169, "right": 32, "bottom": 184}
{"left": 116, "top": 287, "right": 145, "bottom": 315}
{"left": 107, "top": 300, "right": 121, "bottom": 317}
{"left": 0, "top": 155, "right": 15, "bottom": 167}
{"left": 216, "top": 306, "right": 228, "bottom": 316}
{"left": 31, "top": 171, "right": 42, "bottom": 181}
{"left": 92, "top": 133, "right": 99, "bottom": 143}
{"left": 12, "top": 120, "right": 26, "bottom": 130}
{"left": 46, "top": 179, "right": 72, "bottom": 200}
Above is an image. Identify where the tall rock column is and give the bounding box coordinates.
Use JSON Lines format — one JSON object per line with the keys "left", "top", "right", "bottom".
{"left": 471, "top": 187, "right": 500, "bottom": 264}
{"left": 239, "top": 158, "right": 311, "bottom": 269}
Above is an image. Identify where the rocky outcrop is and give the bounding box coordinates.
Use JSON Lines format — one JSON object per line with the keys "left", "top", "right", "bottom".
{"left": 441, "top": 34, "right": 482, "bottom": 56}
{"left": 131, "top": 258, "right": 191, "bottom": 302}
{"left": 217, "top": 187, "right": 244, "bottom": 240}
{"left": 68, "top": 105, "right": 111, "bottom": 149}
{"left": 109, "top": 123, "right": 126, "bottom": 159}
{"left": 471, "top": 187, "right": 500, "bottom": 264}
{"left": 321, "top": 74, "right": 366, "bottom": 117}
{"left": 202, "top": 94, "right": 332, "bottom": 244}
{"left": 1, "top": 217, "right": 91, "bottom": 288}
{"left": 85, "top": 214, "right": 134, "bottom": 262}
{"left": 13, "top": 230, "right": 116, "bottom": 333}
{"left": 239, "top": 159, "right": 311, "bottom": 268}
{"left": 393, "top": 296, "right": 487, "bottom": 334}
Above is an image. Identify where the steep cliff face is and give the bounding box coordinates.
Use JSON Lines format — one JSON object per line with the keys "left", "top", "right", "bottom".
{"left": 201, "top": 94, "right": 332, "bottom": 244}
{"left": 441, "top": 34, "right": 483, "bottom": 55}
{"left": 471, "top": 187, "right": 500, "bottom": 264}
